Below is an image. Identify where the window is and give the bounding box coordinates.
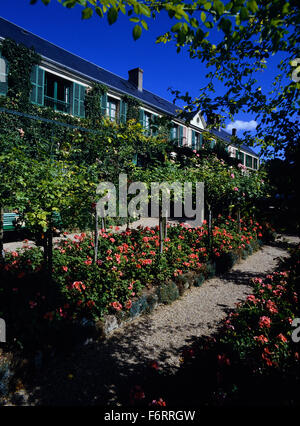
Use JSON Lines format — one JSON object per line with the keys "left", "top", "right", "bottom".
{"left": 246, "top": 154, "right": 253, "bottom": 168}
{"left": 253, "top": 158, "right": 258, "bottom": 169}
{"left": 44, "top": 72, "right": 72, "bottom": 113}
{"left": 144, "top": 111, "right": 152, "bottom": 130}
{"left": 140, "top": 109, "right": 159, "bottom": 136}
{"left": 236, "top": 150, "right": 245, "bottom": 164}
{"left": 170, "top": 124, "right": 183, "bottom": 146}
{"left": 30, "top": 66, "right": 85, "bottom": 117}
{"left": 192, "top": 131, "right": 202, "bottom": 150}
{"left": 106, "top": 97, "right": 118, "bottom": 121}
{"left": 0, "top": 50, "right": 8, "bottom": 96}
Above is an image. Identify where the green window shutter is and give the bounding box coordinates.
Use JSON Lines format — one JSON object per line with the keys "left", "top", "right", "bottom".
{"left": 100, "top": 92, "right": 107, "bottom": 116}
{"left": 120, "top": 99, "right": 127, "bottom": 123}
{"left": 253, "top": 158, "right": 258, "bottom": 169}
{"left": 30, "top": 65, "right": 45, "bottom": 106}
{"left": 199, "top": 133, "right": 203, "bottom": 149}
{"left": 210, "top": 139, "right": 216, "bottom": 149}
{"left": 192, "top": 130, "right": 196, "bottom": 150}
{"left": 72, "top": 82, "right": 85, "bottom": 117}
{"left": 179, "top": 125, "right": 183, "bottom": 147}
{"left": 139, "top": 108, "right": 144, "bottom": 126}
{"left": 246, "top": 155, "right": 253, "bottom": 168}
{"left": 152, "top": 115, "right": 159, "bottom": 136}
{"left": 132, "top": 153, "right": 138, "bottom": 165}
{"left": 0, "top": 50, "right": 8, "bottom": 96}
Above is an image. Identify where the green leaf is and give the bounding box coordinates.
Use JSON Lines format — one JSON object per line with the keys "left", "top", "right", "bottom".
{"left": 213, "top": 0, "right": 224, "bottom": 15}
{"left": 107, "top": 7, "right": 118, "bottom": 25}
{"left": 201, "top": 12, "right": 206, "bottom": 23}
{"left": 240, "top": 7, "right": 249, "bottom": 21}
{"left": 81, "top": 7, "right": 93, "bottom": 20}
{"left": 130, "top": 17, "right": 140, "bottom": 23}
{"left": 247, "top": 0, "right": 258, "bottom": 14}
{"left": 95, "top": 6, "right": 103, "bottom": 18}
{"left": 171, "top": 22, "right": 182, "bottom": 32}
{"left": 133, "top": 24, "right": 142, "bottom": 41}
{"left": 204, "top": 2, "right": 212, "bottom": 11}
{"left": 141, "top": 20, "right": 149, "bottom": 31}
{"left": 139, "top": 4, "right": 151, "bottom": 18}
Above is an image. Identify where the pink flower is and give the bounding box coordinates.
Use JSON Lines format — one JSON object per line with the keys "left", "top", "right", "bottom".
{"left": 125, "top": 300, "right": 132, "bottom": 310}
{"left": 71, "top": 281, "right": 86, "bottom": 292}
{"left": 62, "top": 266, "right": 68, "bottom": 272}
{"left": 277, "top": 333, "right": 287, "bottom": 343}
{"left": 259, "top": 316, "right": 271, "bottom": 328}
{"left": 111, "top": 301, "right": 122, "bottom": 311}
{"left": 230, "top": 173, "right": 235, "bottom": 178}
{"left": 254, "top": 335, "right": 268, "bottom": 344}
{"left": 266, "top": 300, "right": 278, "bottom": 314}
{"left": 233, "top": 187, "right": 239, "bottom": 191}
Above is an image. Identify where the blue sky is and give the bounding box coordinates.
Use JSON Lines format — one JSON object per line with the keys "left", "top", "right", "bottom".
{"left": 0, "top": 1, "right": 281, "bottom": 150}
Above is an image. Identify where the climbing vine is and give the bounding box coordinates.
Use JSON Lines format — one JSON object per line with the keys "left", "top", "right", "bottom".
{"left": 121, "top": 94, "right": 142, "bottom": 122}
{"left": 84, "top": 82, "right": 108, "bottom": 125}
{"left": 1, "top": 38, "right": 40, "bottom": 110}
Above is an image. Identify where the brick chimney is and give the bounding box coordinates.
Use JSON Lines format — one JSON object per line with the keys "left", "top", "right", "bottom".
{"left": 128, "top": 68, "right": 143, "bottom": 92}
{"left": 232, "top": 128, "right": 237, "bottom": 137}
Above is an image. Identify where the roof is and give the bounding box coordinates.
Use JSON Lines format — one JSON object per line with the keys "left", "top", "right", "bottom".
{"left": 210, "top": 128, "right": 258, "bottom": 156}
{"left": 0, "top": 16, "right": 180, "bottom": 117}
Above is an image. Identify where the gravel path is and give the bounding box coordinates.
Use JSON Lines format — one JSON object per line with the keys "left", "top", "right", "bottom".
{"left": 11, "top": 236, "right": 297, "bottom": 406}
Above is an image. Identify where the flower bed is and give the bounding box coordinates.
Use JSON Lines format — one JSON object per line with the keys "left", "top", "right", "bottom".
{"left": 131, "top": 244, "right": 300, "bottom": 407}
{"left": 0, "top": 216, "right": 274, "bottom": 353}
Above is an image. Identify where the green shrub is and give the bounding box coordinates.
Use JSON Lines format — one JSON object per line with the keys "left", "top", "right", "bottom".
{"left": 156, "top": 281, "right": 180, "bottom": 304}
{"left": 129, "top": 295, "right": 149, "bottom": 318}
{"left": 194, "top": 274, "right": 205, "bottom": 287}
{"left": 204, "top": 261, "right": 216, "bottom": 278}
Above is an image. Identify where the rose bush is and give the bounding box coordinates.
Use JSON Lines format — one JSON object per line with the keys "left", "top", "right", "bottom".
{"left": 0, "top": 216, "right": 274, "bottom": 351}
{"left": 134, "top": 244, "right": 300, "bottom": 406}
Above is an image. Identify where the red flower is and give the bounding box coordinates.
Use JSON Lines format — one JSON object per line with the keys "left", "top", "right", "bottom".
{"left": 254, "top": 335, "right": 268, "bottom": 344}
{"left": 149, "top": 360, "right": 159, "bottom": 370}
{"left": 277, "top": 333, "right": 287, "bottom": 343}
{"left": 259, "top": 316, "right": 271, "bottom": 328}
{"left": 125, "top": 300, "right": 132, "bottom": 310}
{"left": 266, "top": 300, "right": 278, "bottom": 314}
{"left": 217, "top": 353, "right": 231, "bottom": 367}
{"left": 62, "top": 266, "right": 68, "bottom": 272}
{"left": 111, "top": 301, "right": 122, "bottom": 311}
{"left": 150, "top": 398, "right": 166, "bottom": 406}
